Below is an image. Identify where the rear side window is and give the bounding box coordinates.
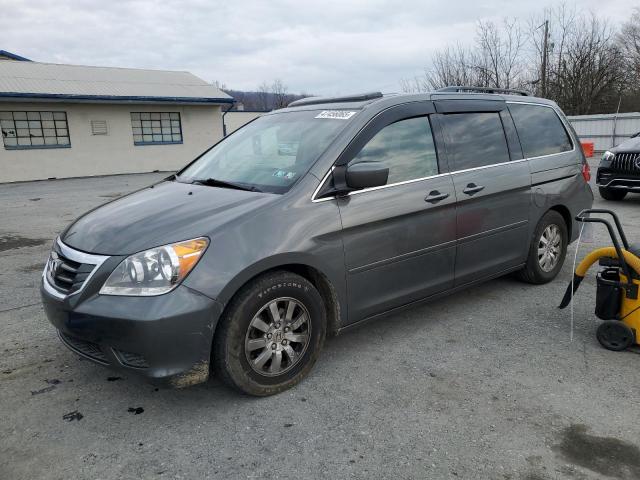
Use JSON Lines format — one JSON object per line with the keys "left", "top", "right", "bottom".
{"left": 508, "top": 103, "right": 573, "bottom": 158}
{"left": 350, "top": 116, "right": 438, "bottom": 184}
{"left": 439, "top": 112, "right": 510, "bottom": 171}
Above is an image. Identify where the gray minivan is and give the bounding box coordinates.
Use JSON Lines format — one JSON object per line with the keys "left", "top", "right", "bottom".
{"left": 41, "top": 88, "right": 593, "bottom": 396}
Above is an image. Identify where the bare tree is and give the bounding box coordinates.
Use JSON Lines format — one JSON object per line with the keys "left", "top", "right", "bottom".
{"left": 533, "top": 8, "right": 625, "bottom": 114}
{"left": 403, "top": 19, "right": 527, "bottom": 92}
{"left": 618, "top": 8, "right": 640, "bottom": 82}
{"left": 403, "top": 6, "right": 628, "bottom": 114}
{"left": 567, "top": 16, "right": 624, "bottom": 114}
{"left": 425, "top": 44, "right": 482, "bottom": 89}
{"left": 257, "top": 81, "right": 271, "bottom": 111}
{"left": 271, "top": 79, "right": 289, "bottom": 109}
{"left": 473, "top": 19, "right": 526, "bottom": 89}
{"left": 399, "top": 75, "right": 428, "bottom": 93}
{"left": 211, "top": 80, "right": 228, "bottom": 90}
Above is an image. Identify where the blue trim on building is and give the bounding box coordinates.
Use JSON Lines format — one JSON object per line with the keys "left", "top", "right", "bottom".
{"left": 0, "top": 92, "right": 234, "bottom": 104}
{"left": 134, "top": 140, "right": 184, "bottom": 146}
{"left": 0, "top": 50, "right": 32, "bottom": 61}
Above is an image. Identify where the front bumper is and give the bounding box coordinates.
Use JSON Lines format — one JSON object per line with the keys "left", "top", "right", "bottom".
{"left": 41, "top": 281, "right": 223, "bottom": 388}
{"left": 596, "top": 169, "right": 640, "bottom": 192}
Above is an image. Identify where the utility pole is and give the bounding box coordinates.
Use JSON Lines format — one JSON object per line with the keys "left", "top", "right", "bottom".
{"left": 612, "top": 96, "right": 622, "bottom": 149}
{"left": 540, "top": 20, "right": 549, "bottom": 97}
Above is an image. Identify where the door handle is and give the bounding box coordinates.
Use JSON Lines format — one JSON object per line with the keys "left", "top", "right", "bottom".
{"left": 425, "top": 190, "right": 450, "bottom": 203}
{"left": 462, "top": 183, "right": 485, "bottom": 195}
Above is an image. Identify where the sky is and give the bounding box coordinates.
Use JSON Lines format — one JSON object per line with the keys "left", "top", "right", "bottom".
{"left": 0, "top": 0, "right": 636, "bottom": 96}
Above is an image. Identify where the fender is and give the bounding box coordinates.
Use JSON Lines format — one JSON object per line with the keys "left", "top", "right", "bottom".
{"left": 212, "top": 252, "right": 347, "bottom": 326}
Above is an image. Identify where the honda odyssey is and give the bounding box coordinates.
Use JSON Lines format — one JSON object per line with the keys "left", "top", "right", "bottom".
{"left": 41, "top": 87, "right": 594, "bottom": 396}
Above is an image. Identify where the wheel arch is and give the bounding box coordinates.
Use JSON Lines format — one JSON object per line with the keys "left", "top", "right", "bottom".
{"left": 548, "top": 204, "right": 572, "bottom": 240}
{"left": 215, "top": 257, "right": 343, "bottom": 339}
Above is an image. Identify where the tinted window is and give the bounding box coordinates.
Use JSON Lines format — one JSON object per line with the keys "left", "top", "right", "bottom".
{"left": 508, "top": 103, "right": 573, "bottom": 158}
{"left": 351, "top": 116, "right": 438, "bottom": 184}
{"left": 440, "top": 112, "right": 510, "bottom": 171}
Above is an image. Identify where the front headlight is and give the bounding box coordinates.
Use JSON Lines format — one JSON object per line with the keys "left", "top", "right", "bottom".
{"left": 99, "top": 237, "right": 209, "bottom": 296}
{"left": 601, "top": 151, "right": 615, "bottom": 163}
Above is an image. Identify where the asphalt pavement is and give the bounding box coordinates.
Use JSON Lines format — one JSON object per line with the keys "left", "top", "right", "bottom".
{"left": 1, "top": 166, "right": 640, "bottom": 480}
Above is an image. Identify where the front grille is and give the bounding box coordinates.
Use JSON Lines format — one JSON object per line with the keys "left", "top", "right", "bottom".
{"left": 46, "top": 251, "right": 96, "bottom": 294}
{"left": 610, "top": 152, "right": 640, "bottom": 174}
{"left": 114, "top": 349, "right": 149, "bottom": 369}
{"left": 44, "top": 239, "right": 108, "bottom": 297}
{"left": 60, "top": 332, "right": 110, "bottom": 364}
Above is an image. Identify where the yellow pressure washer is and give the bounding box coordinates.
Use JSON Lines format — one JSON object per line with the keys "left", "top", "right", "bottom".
{"left": 559, "top": 209, "right": 640, "bottom": 351}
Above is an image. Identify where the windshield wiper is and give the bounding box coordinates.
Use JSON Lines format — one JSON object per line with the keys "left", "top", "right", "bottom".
{"left": 190, "top": 177, "right": 261, "bottom": 192}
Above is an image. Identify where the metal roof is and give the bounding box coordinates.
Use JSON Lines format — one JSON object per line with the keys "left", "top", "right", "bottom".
{"left": 0, "top": 61, "right": 233, "bottom": 104}
{"left": 0, "top": 50, "right": 32, "bottom": 61}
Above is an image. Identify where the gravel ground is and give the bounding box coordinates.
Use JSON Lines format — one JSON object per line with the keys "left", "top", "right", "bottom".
{"left": 1, "top": 165, "right": 640, "bottom": 480}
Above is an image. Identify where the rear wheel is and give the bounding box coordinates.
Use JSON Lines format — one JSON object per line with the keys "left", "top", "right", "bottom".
{"left": 517, "top": 210, "right": 568, "bottom": 284}
{"left": 213, "top": 271, "right": 326, "bottom": 396}
{"left": 599, "top": 187, "right": 627, "bottom": 201}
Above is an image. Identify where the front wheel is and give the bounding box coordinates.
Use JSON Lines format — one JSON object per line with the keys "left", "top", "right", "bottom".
{"left": 599, "top": 187, "right": 627, "bottom": 201}
{"left": 517, "top": 210, "right": 568, "bottom": 284}
{"left": 213, "top": 271, "right": 326, "bottom": 396}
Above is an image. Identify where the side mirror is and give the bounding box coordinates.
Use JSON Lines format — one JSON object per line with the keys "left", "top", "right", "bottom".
{"left": 346, "top": 162, "right": 389, "bottom": 190}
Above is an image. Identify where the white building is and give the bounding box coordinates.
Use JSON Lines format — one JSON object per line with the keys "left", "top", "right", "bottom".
{"left": 224, "top": 110, "right": 264, "bottom": 134}
{"left": 0, "top": 52, "right": 234, "bottom": 182}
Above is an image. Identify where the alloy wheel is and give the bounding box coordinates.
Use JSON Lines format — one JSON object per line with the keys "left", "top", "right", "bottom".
{"left": 244, "top": 297, "right": 311, "bottom": 377}
{"left": 538, "top": 224, "right": 562, "bottom": 272}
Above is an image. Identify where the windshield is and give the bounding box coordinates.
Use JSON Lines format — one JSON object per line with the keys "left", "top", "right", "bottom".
{"left": 178, "top": 110, "right": 355, "bottom": 194}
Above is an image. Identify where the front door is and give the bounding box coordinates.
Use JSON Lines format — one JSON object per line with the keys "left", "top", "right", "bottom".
{"left": 336, "top": 104, "right": 457, "bottom": 323}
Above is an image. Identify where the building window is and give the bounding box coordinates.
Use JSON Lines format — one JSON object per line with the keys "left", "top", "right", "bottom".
{"left": 0, "top": 111, "right": 71, "bottom": 149}
{"left": 131, "top": 112, "right": 182, "bottom": 145}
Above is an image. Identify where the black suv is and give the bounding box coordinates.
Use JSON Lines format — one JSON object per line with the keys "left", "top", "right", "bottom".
{"left": 596, "top": 132, "right": 640, "bottom": 200}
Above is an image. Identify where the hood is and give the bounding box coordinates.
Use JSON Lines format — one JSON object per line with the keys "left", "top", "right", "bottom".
{"left": 612, "top": 135, "right": 640, "bottom": 153}
{"left": 62, "top": 180, "right": 276, "bottom": 255}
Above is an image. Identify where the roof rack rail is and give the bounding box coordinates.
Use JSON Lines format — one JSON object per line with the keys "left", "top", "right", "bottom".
{"left": 288, "top": 91, "right": 383, "bottom": 107}
{"left": 436, "top": 86, "right": 529, "bottom": 96}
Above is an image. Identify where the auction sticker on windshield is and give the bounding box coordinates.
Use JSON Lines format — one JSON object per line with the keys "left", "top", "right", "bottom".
{"left": 315, "top": 111, "right": 357, "bottom": 120}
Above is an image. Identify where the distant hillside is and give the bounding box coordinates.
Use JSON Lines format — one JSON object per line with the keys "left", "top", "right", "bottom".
{"left": 223, "top": 89, "right": 309, "bottom": 111}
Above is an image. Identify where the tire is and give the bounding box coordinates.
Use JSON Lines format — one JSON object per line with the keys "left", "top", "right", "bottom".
{"left": 517, "top": 210, "right": 568, "bottom": 284}
{"left": 599, "top": 187, "right": 627, "bottom": 201}
{"left": 596, "top": 320, "right": 634, "bottom": 351}
{"left": 213, "top": 271, "right": 326, "bottom": 396}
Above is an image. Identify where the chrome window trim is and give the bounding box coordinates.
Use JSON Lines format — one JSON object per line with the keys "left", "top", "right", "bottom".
{"left": 311, "top": 167, "right": 336, "bottom": 203}
{"left": 312, "top": 102, "right": 577, "bottom": 202}
{"left": 42, "top": 237, "right": 110, "bottom": 299}
{"left": 311, "top": 158, "right": 528, "bottom": 202}
{"left": 311, "top": 169, "right": 449, "bottom": 203}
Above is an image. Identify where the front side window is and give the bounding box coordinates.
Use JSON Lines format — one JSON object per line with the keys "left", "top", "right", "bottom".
{"left": 508, "top": 103, "right": 573, "bottom": 158}
{"left": 0, "top": 111, "right": 70, "bottom": 149}
{"left": 440, "top": 112, "right": 510, "bottom": 171}
{"left": 350, "top": 116, "right": 439, "bottom": 184}
{"left": 131, "top": 112, "right": 182, "bottom": 145}
{"left": 179, "top": 110, "right": 353, "bottom": 194}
